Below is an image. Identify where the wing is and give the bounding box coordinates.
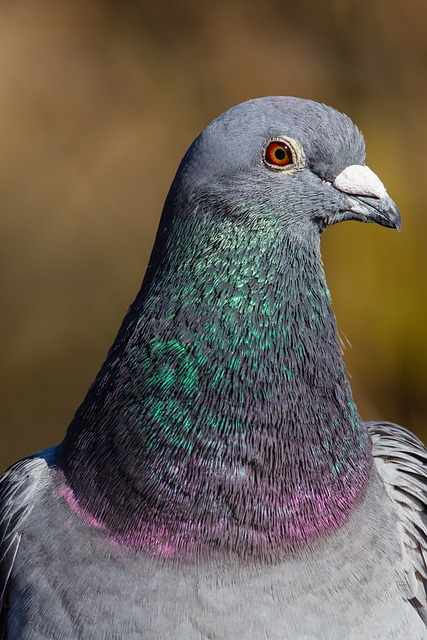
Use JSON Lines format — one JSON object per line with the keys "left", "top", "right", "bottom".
{"left": 0, "top": 454, "right": 51, "bottom": 638}
{"left": 369, "top": 421, "right": 427, "bottom": 624}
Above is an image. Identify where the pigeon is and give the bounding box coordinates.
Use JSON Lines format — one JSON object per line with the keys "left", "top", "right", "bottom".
{"left": 1, "top": 96, "right": 426, "bottom": 639}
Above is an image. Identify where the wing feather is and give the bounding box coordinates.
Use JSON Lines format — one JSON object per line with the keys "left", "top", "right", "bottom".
{"left": 0, "top": 456, "right": 50, "bottom": 637}
{"left": 369, "top": 421, "right": 427, "bottom": 623}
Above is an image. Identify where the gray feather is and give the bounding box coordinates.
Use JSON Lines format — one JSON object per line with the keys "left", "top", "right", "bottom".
{"left": 0, "top": 456, "right": 50, "bottom": 638}
{"left": 370, "top": 421, "right": 427, "bottom": 622}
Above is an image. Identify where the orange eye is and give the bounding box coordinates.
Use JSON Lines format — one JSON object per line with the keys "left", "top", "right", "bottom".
{"left": 265, "top": 141, "right": 293, "bottom": 168}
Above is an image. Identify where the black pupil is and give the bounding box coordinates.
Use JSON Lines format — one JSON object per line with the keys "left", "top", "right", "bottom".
{"left": 275, "top": 147, "right": 286, "bottom": 160}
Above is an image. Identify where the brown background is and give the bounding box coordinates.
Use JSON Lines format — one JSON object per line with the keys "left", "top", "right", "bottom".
{"left": 1, "top": 0, "right": 427, "bottom": 470}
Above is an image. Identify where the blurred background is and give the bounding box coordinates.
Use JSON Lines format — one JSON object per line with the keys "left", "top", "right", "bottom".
{"left": 1, "top": 0, "right": 427, "bottom": 469}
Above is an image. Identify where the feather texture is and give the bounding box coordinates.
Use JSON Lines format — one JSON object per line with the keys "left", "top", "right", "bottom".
{"left": 0, "top": 456, "right": 50, "bottom": 638}
{"left": 370, "top": 421, "right": 427, "bottom": 623}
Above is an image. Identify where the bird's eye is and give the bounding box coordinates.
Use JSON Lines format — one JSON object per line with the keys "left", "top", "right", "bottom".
{"left": 265, "top": 141, "right": 294, "bottom": 168}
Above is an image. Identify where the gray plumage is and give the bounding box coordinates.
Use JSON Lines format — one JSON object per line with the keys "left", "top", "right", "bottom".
{"left": 0, "top": 96, "right": 426, "bottom": 639}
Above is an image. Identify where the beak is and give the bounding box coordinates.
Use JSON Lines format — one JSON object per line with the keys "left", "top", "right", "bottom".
{"left": 329, "top": 164, "right": 402, "bottom": 231}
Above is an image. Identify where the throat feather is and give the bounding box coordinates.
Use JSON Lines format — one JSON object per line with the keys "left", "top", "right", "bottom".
{"left": 60, "top": 222, "right": 371, "bottom": 557}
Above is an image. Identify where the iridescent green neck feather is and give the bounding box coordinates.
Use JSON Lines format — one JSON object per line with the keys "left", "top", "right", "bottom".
{"left": 59, "top": 198, "right": 371, "bottom": 558}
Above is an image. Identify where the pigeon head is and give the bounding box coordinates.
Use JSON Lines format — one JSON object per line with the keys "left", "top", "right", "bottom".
{"left": 166, "top": 96, "right": 401, "bottom": 243}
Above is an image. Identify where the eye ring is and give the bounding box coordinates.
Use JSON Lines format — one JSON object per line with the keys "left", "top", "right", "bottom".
{"left": 263, "top": 137, "right": 305, "bottom": 172}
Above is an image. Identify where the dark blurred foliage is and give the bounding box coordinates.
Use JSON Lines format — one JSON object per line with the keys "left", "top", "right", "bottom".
{"left": 1, "top": 0, "right": 427, "bottom": 469}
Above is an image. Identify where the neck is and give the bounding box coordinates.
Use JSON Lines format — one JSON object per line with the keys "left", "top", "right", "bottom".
{"left": 59, "top": 211, "right": 372, "bottom": 558}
